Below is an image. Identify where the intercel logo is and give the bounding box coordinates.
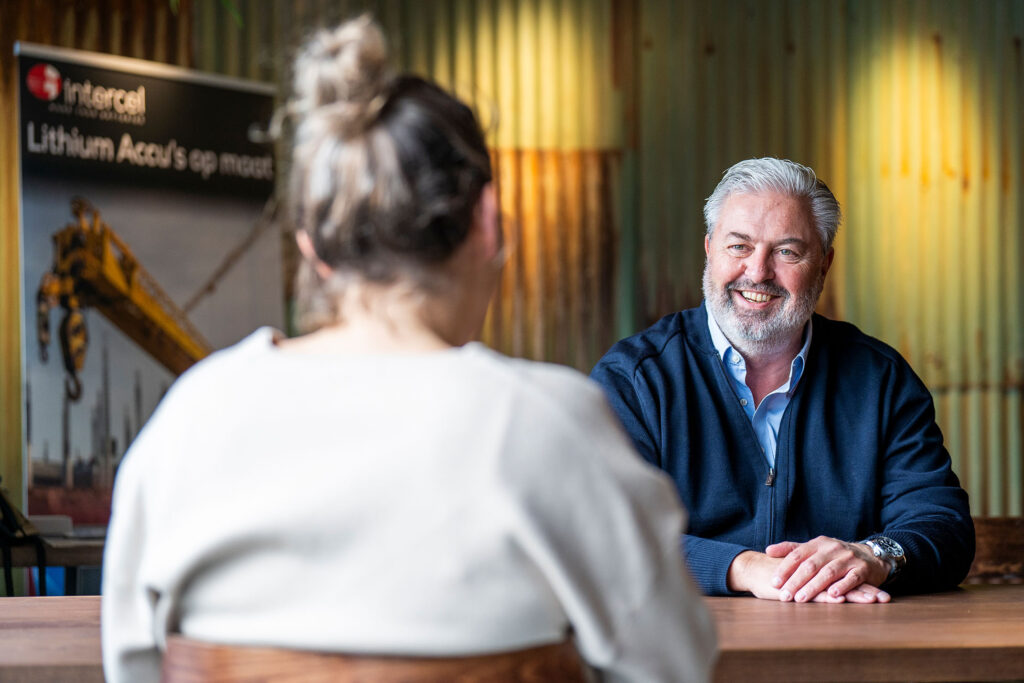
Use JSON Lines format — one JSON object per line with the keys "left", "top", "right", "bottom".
{"left": 26, "top": 63, "right": 62, "bottom": 101}
{"left": 25, "top": 61, "right": 146, "bottom": 117}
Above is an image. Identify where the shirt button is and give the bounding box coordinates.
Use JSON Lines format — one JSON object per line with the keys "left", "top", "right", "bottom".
{"left": 739, "top": 399, "right": 748, "bottom": 406}
{"left": 732, "top": 357, "right": 742, "bottom": 365}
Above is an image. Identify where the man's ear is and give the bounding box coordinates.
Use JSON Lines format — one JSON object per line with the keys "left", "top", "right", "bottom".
{"left": 822, "top": 247, "right": 835, "bottom": 276}
{"left": 704, "top": 233, "right": 711, "bottom": 256}
{"left": 295, "top": 230, "right": 333, "bottom": 280}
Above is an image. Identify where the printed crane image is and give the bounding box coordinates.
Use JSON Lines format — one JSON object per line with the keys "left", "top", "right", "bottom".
{"left": 36, "top": 198, "right": 212, "bottom": 400}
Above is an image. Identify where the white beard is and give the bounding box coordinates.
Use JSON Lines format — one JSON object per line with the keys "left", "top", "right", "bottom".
{"left": 702, "top": 261, "right": 822, "bottom": 358}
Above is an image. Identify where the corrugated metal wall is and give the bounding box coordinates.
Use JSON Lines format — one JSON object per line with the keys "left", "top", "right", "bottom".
{"left": 0, "top": 0, "right": 194, "bottom": 508}
{"left": 845, "top": 0, "right": 1023, "bottom": 517}
{"left": 634, "top": 0, "right": 1024, "bottom": 516}
{"left": 3, "top": 1, "right": 1020, "bottom": 517}
{"left": 191, "top": 0, "right": 626, "bottom": 370}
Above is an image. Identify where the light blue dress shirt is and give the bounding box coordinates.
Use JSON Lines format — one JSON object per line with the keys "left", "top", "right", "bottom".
{"left": 706, "top": 304, "right": 812, "bottom": 468}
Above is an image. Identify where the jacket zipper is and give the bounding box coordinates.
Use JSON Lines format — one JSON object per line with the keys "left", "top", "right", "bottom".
{"left": 711, "top": 352, "right": 779, "bottom": 546}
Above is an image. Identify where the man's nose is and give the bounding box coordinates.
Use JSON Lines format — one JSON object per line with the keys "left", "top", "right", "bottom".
{"left": 744, "top": 249, "right": 774, "bottom": 282}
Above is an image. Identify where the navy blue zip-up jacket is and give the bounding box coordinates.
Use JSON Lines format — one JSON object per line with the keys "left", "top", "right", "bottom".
{"left": 591, "top": 304, "right": 974, "bottom": 596}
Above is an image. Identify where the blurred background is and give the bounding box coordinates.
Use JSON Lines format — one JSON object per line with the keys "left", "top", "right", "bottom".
{"left": 2, "top": 0, "right": 1022, "bottom": 519}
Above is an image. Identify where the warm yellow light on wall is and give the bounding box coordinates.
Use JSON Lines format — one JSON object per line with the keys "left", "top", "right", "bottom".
{"left": 842, "top": 1, "right": 1023, "bottom": 515}
{"left": 424, "top": 0, "right": 622, "bottom": 152}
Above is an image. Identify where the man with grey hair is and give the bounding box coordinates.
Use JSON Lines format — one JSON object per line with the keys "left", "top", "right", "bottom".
{"left": 592, "top": 157, "right": 973, "bottom": 601}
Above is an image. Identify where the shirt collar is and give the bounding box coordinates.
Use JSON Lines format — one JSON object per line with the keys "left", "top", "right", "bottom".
{"left": 705, "top": 301, "right": 813, "bottom": 390}
{"left": 706, "top": 301, "right": 736, "bottom": 362}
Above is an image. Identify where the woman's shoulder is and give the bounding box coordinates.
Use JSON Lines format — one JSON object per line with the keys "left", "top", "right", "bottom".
{"left": 172, "top": 327, "right": 280, "bottom": 385}
{"left": 459, "top": 343, "right": 609, "bottom": 414}
{"left": 460, "top": 346, "right": 682, "bottom": 517}
{"left": 454, "top": 344, "right": 640, "bottom": 470}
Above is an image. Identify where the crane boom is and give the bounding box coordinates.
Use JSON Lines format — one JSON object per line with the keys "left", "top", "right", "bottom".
{"left": 37, "top": 199, "right": 211, "bottom": 399}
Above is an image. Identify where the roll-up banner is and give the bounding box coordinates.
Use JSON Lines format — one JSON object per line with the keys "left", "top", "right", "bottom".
{"left": 16, "top": 43, "right": 282, "bottom": 527}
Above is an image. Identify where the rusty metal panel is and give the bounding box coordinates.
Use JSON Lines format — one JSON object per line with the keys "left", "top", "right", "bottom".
{"left": 192, "top": 0, "right": 624, "bottom": 372}
{"left": 406, "top": 0, "right": 624, "bottom": 370}
{"left": 0, "top": 0, "right": 193, "bottom": 507}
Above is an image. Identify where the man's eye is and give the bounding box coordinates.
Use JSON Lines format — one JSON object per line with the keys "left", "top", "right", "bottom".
{"left": 728, "top": 245, "right": 749, "bottom": 253}
{"left": 778, "top": 248, "right": 799, "bottom": 258}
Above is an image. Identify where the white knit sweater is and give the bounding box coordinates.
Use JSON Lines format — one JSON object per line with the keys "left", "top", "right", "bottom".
{"left": 102, "top": 329, "right": 715, "bottom": 682}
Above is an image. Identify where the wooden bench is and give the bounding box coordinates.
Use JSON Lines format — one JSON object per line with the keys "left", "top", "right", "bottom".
{"left": 964, "top": 517, "right": 1024, "bottom": 584}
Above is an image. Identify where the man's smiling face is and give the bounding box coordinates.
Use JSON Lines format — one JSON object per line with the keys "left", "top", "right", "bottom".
{"left": 702, "top": 191, "right": 834, "bottom": 353}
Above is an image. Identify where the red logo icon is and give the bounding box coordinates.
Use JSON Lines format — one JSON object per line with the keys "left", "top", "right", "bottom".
{"left": 26, "top": 63, "right": 62, "bottom": 101}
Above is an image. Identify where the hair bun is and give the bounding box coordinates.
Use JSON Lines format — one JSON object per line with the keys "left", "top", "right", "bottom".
{"left": 293, "top": 15, "right": 392, "bottom": 137}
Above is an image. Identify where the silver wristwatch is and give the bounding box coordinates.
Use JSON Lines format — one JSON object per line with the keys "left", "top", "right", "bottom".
{"left": 860, "top": 536, "right": 906, "bottom": 579}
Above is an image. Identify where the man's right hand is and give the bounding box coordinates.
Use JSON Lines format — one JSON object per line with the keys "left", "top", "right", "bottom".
{"left": 726, "top": 551, "right": 888, "bottom": 603}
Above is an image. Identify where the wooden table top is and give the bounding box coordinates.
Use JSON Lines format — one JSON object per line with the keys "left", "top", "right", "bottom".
{"left": 708, "top": 583, "right": 1024, "bottom": 682}
{"left": 1, "top": 585, "right": 1021, "bottom": 682}
{"left": 0, "top": 596, "right": 102, "bottom": 682}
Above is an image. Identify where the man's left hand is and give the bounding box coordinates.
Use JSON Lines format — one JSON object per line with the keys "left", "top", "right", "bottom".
{"left": 765, "top": 536, "right": 892, "bottom": 603}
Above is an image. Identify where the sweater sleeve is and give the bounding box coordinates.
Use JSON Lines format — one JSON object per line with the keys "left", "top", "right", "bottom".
{"left": 682, "top": 536, "right": 752, "bottom": 597}
{"left": 500, "top": 381, "right": 717, "bottom": 683}
{"left": 101, "top": 364, "right": 208, "bottom": 683}
{"left": 101, "top": 432, "right": 162, "bottom": 683}
{"left": 875, "top": 360, "right": 975, "bottom": 593}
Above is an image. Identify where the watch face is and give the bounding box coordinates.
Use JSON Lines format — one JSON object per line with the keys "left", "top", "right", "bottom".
{"left": 873, "top": 536, "right": 904, "bottom": 558}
